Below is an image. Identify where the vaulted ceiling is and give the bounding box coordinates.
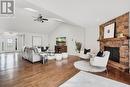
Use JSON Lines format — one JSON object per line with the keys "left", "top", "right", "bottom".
{"left": 0, "top": 0, "right": 130, "bottom": 33}
{"left": 24, "top": 0, "right": 130, "bottom": 26}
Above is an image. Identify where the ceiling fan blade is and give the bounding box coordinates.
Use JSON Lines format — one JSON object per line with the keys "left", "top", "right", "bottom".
{"left": 42, "top": 18, "right": 48, "bottom": 21}
{"left": 48, "top": 18, "right": 64, "bottom": 22}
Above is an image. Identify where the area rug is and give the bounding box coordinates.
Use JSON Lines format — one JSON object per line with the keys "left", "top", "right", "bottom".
{"left": 59, "top": 71, "right": 130, "bottom": 87}
{"left": 74, "top": 60, "right": 106, "bottom": 72}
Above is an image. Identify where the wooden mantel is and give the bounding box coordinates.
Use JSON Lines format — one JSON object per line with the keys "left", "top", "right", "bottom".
{"left": 97, "top": 37, "right": 128, "bottom": 42}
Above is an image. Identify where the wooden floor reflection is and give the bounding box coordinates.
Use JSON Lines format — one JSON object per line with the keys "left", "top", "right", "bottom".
{"left": 0, "top": 53, "right": 79, "bottom": 87}
{"left": 0, "top": 53, "right": 22, "bottom": 71}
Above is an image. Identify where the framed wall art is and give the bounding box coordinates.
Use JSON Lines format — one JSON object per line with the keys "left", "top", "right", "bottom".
{"left": 104, "top": 23, "right": 116, "bottom": 38}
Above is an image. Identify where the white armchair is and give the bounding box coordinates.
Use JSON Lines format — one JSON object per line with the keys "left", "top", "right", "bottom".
{"left": 22, "top": 47, "right": 42, "bottom": 63}
{"left": 74, "top": 51, "right": 110, "bottom": 72}
{"left": 78, "top": 51, "right": 91, "bottom": 59}
{"left": 90, "top": 51, "right": 110, "bottom": 67}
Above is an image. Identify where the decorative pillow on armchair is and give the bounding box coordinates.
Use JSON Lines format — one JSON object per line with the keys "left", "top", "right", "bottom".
{"left": 84, "top": 49, "right": 91, "bottom": 54}
{"left": 96, "top": 51, "right": 103, "bottom": 57}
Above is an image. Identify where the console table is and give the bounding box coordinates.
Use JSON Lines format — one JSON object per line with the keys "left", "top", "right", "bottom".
{"left": 55, "top": 45, "right": 67, "bottom": 53}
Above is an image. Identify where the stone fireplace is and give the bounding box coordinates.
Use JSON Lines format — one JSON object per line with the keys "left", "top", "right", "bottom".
{"left": 99, "top": 12, "right": 129, "bottom": 72}
{"left": 99, "top": 38, "right": 129, "bottom": 72}
{"left": 104, "top": 47, "right": 120, "bottom": 63}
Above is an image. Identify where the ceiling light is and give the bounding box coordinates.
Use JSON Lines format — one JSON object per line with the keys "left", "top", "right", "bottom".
{"left": 24, "top": 8, "right": 38, "bottom": 12}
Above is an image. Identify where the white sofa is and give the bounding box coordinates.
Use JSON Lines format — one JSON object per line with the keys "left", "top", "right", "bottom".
{"left": 30, "top": 49, "right": 41, "bottom": 63}
{"left": 22, "top": 47, "right": 41, "bottom": 63}
{"left": 22, "top": 47, "right": 69, "bottom": 62}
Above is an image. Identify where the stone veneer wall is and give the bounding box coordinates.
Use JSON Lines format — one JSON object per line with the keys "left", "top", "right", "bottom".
{"left": 129, "top": 13, "right": 130, "bottom": 73}
{"left": 99, "top": 12, "right": 129, "bottom": 72}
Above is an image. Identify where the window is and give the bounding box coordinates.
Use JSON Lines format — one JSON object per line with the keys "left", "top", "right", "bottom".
{"left": 7, "top": 38, "right": 13, "bottom": 44}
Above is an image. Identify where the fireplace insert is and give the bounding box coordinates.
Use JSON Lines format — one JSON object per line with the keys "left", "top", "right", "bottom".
{"left": 104, "top": 46, "right": 120, "bottom": 63}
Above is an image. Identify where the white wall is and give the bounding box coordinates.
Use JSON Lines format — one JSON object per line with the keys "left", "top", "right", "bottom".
{"left": 24, "top": 33, "right": 48, "bottom": 47}
{"left": 85, "top": 26, "right": 100, "bottom": 53}
{"left": 49, "top": 23, "right": 85, "bottom": 55}
{"left": 0, "top": 32, "right": 49, "bottom": 52}
{"left": 17, "top": 35, "right": 24, "bottom": 51}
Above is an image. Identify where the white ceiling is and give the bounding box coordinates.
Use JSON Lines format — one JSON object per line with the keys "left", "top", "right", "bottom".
{"left": 0, "top": 0, "right": 71, "bottom": 33}
{"left": 25, "top": 0, "right": 130, "bottom": 26}
{"left": 0, "top": 0, "right": 130, "bottom": 33}
{"left": 0, "top": 8, "right": 61, "bottom": 33}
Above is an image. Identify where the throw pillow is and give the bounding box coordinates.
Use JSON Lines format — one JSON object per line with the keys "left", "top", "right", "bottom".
{"left": 96, "top": 51, "right": 103, "bottom": 57}
{"left": 84, "top": 49, "right": 91, "bottom": 54}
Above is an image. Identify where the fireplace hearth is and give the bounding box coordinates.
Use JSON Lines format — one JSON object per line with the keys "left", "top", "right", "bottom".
{"left": 104, "top": 47, "right": 120, "bottom": 63}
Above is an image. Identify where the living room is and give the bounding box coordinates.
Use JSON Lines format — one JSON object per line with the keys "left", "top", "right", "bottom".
{"left": 0, "top": 0, "right": 130, "bottom": 87}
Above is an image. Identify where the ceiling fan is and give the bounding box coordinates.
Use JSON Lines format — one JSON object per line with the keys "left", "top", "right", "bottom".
{"left": 33, "top": 14, "right": 48, "bottom": 23}
{"left": 33, "top": 14, "right": 64, "bottom": 23}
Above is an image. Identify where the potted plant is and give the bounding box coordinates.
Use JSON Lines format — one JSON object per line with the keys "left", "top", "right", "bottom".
{"left": 75, "top": 41, "right": 82, "bottom": 53}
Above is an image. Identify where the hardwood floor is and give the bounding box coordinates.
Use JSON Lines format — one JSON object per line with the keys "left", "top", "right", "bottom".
{"left": 0, "top": 53, "right": 130, "bottom": 87}
{"left": 0, "top": 53, "right": 79, "bottom": 87}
